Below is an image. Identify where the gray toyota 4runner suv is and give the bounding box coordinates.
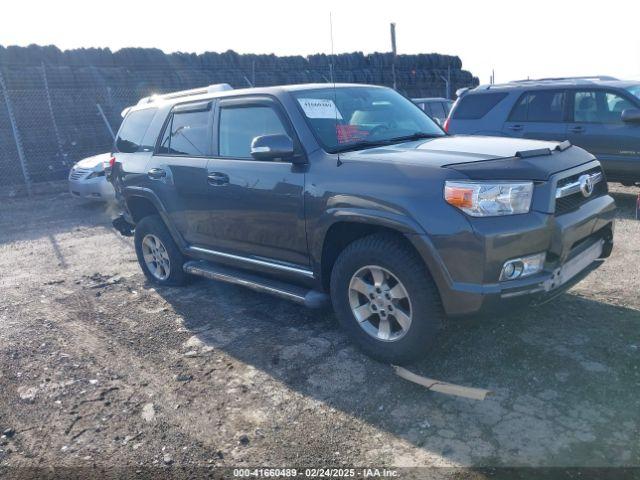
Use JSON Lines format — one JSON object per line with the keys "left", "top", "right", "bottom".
{"left": 110, "top": 83, "right": 615, "bottom": 364}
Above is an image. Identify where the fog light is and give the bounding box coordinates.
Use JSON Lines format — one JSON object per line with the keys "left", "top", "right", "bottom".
{"left": 500, "top": 252, "right": 546, "bottom": 281}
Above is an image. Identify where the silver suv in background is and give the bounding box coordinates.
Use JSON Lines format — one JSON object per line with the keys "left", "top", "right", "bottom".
{"left": 412, "top": 97, "right": 453, "bottom": 126}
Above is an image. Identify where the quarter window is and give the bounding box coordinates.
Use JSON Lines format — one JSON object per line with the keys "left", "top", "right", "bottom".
{"left": 428, "top": 102, "right": 446, "bottom": 120}
{"left": 115, "top": 108, "right": 157, "bottom": 153}
{"left": 574, "top": 90, "right": 634, "bottom": 123}
{"left": 451, "top": 93, "right": 508, "bottom": 120}
{"left": 158, "top": 109, "right": 211, "bottom": 156}
{"left": 219, "top": 106, "right": 288, "bottom": 158}
{"left": 509, "top": 90, "right": 565, "bottom": 123}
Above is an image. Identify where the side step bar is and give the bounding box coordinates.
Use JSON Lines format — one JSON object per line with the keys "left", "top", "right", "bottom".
{"left": 183, "top": 260, "right": 330, "bottom": 309}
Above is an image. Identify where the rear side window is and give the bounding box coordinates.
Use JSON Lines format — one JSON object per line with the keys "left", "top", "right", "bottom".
{"left": 452, "top": 93, "right": 508, "bottom": 119}
{"left": 157, "top": 107, "right": 212, "bottom": 156}
{"left": 428, "top": 102, "right": 446, "bottom": 119}
{"left": 509, "top": 90, "right": 565, "bottom": 122}
{"left": 218, "top": 106, "right": 287, "bottom": 158}
{"left": 115, "top": 108, "right": 157, "bottom": 153}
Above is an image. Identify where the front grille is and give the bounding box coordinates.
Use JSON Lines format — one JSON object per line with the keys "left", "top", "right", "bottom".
{"left": 69, "top": 168, "right": 91, "bottom": 180}
{"left": 554, "top": 167, "right": 607, "bottom": 215}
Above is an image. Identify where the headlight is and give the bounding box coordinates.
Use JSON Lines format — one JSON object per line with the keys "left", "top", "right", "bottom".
{"left": 444, "top": 181, "right": 533, "bottom": 217}
{"left": 87, "top": 171, "right": 105, "bottom": 179}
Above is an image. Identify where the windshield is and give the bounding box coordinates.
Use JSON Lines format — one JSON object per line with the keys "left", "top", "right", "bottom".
{"left": 626, "top": 85, "right": 640, "bottom": 101}
{"left": 291, "top": 86, "right": 444, "bottom": 153}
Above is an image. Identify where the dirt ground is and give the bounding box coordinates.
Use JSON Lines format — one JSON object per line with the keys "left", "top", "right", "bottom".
{"left": 0, "top": 185, "right": 638, "bottom": 478}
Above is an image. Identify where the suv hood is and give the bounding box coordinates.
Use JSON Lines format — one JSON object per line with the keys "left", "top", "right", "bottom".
{"left": 339, "top": 135, "right": 595, "bottom": 181}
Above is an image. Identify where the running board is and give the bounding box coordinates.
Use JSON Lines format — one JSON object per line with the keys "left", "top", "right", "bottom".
{"left": 183, "top": 260, "right": 329, "bottom": 309}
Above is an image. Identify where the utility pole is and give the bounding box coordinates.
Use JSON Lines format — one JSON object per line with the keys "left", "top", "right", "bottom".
{"left": 390, "top": 22, "right": 397, "bottom": 90}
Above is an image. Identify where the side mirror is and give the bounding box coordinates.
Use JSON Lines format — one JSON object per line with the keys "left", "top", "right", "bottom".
{"left": 250, "top": 134, "right": 295, "bottom": 161}
{"left": 621, "top": 108, "right": 640, "bottom": 123}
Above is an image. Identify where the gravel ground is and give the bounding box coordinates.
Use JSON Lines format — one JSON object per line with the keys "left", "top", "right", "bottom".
{"left": 0, "top": 185, "right": 638, "bottom": 478}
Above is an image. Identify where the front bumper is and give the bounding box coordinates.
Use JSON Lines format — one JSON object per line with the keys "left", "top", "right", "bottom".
{"left": 69, "top": 176, "right": 115, "bottom": 201}
{"left": 408, "top": 193, "right": 616, "bottom": 316}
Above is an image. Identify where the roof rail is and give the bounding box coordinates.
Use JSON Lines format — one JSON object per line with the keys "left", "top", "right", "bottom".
{"left": 137, "top": 83, "right": 233, "bottom": 105}
{"left": 510, "top": 76, "right": 619, "bottom": 83}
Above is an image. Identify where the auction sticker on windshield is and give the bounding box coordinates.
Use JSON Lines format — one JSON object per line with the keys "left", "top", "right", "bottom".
{"left": 297, "top": 98, "right": 343, "bottom": 119}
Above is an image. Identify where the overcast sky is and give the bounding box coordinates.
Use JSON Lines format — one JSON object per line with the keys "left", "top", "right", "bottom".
{"left": 2, "top": 0, "right": 639, "bottom": 84}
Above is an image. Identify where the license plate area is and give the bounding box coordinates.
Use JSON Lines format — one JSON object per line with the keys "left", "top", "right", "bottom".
{"left": 543, "top": 239, "right": 603, "bottom": 292}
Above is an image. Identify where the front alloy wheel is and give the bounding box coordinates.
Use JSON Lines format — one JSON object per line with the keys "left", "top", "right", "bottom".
{"left": 330, "top": 233, "right": 444, "bottom": 364}
{"left": 348, "top": 265, "right": 412, "bottom": 342}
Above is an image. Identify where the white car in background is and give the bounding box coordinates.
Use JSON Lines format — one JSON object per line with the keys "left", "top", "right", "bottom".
{"left": 68, "top": 152, "right": 115, "bottom": 201}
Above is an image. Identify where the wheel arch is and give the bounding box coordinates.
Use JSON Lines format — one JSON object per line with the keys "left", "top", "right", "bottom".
{"left": 314, "top": 210, "right": 427, "bottom": 292}
{"left": 122, "top": 187, "right": 187, "bottom": 251}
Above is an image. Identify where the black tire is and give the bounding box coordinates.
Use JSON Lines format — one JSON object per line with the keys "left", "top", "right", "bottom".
{"left": 330, "top": 233, "right": 444, "bottom": 364}
{"left": 134, "top": 215, "right": 190, "bottom": 286}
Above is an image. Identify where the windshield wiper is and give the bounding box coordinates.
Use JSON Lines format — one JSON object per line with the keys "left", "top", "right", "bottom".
{"left": 332, "top": 139, "right": 395, "bottom": 153}
{"left": 332, "top": 132, "right": 440, "bottom": 153}
{"left": 385, "top": 132, "right": 442, "bottom": 143}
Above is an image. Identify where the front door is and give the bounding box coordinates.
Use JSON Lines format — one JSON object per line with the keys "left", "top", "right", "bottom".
{"left": 566, "top": 89, "right": 640, "bottom": 181}
{"left": 199, "top": 97, "right": 308, "bottom": 267}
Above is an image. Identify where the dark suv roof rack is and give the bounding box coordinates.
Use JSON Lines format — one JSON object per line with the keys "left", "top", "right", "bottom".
{"left": 510, "top": 76, "right": 619, "bottom": 83}
{"left": 137, "top": 83, "right": 233, "bottom": 105}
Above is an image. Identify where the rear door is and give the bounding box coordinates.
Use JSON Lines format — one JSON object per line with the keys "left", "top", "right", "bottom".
{"left": 201, "top": 96, "right": 308, "bottom": 266}
{"left": 147, "top": 100, "right": 215, "bottom": 246}
{"left": 566, "top": 88, "right": 640, "bottom": 181}
{"left": 502, "top": 89, "right": 568, "bottom": 141}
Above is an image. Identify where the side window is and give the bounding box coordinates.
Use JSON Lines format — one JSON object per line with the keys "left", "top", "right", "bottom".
{"left": 157, "top": 108, "right": 211, "bottom": 156}
{"left": 509, "top": 93, "right": 530, "bottom": 122}
{"left": 218, "top": 105, "right": 287, "bottom": 158}
{"left": 451, "top": 92, "right": 508, "bottom": 120}
{"left": 429, "top": 102, "right": 446, "bottom": 120}
{"left": 509, "top": 90, "right": 565, "bottom": 123}
{"left": 115, "top": 108, "right": 157, "bottom": 153}
{"left": 574, "top": 90, "right": 634, "bottom": 123}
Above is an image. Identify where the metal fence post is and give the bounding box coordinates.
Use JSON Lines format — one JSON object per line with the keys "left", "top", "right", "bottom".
{"left": 41, "top": 62, "right": 66, "bottom": 165}
{"left": 0, "top": 70, "right": 32, "bottom": 196}
{"left": 96, "top": 103, "right": 115, "bottom": 140}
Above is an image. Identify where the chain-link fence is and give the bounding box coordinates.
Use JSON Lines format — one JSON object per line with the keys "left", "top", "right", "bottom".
{"left": 0, "top": 68, "right": 156, "bottom": 194}
{"left": 0, "top": 50, "right": 478, "bottom": 195}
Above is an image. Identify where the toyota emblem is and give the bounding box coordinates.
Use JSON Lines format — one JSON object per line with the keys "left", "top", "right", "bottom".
{"left": 579, "top": 174, "right": 594, "bottom": 198}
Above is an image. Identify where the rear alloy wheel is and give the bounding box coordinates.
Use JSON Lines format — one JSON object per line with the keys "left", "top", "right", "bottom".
{"left": 331, "top": 233, "right": 444, "bottom": 364}
{"left": 141, "top": 234, "right": 171, "bottom": 281}
{"left": 134, "top": 215, "right": 190, "bottom": 286}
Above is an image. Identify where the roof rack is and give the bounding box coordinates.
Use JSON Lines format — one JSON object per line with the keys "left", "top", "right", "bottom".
{"left": 475, "top": 76, "right": 621, "bottom": 91}
{"left": 137, "top": 83, "right": 233, "bottom": 105}
{"left": 510, "top": 76, "right": 619, "bottom": 83}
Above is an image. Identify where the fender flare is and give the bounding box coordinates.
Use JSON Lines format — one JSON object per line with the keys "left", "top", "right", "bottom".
{"left": 121, "top": 186, "right": 187, "bottom": 251}
{"left": 310, "top": 207, "right": 426, "bottom": 277}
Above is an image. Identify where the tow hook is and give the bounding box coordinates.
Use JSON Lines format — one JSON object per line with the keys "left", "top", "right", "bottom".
{"left": 112, "top": 215, "right": 134, "bottom": 237}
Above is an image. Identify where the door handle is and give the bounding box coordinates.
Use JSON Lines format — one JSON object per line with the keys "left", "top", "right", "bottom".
{"left": 147, "top": 168, "right": 166, "bottom": 180}
{"left": 508, "top": 124, "right": 523, "bottom": 131}
{"left": 207, "top": 172, "right": 229, "bottom": 186}
{"left": 569, "top": 126, "right": 585, "bottom": 133}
